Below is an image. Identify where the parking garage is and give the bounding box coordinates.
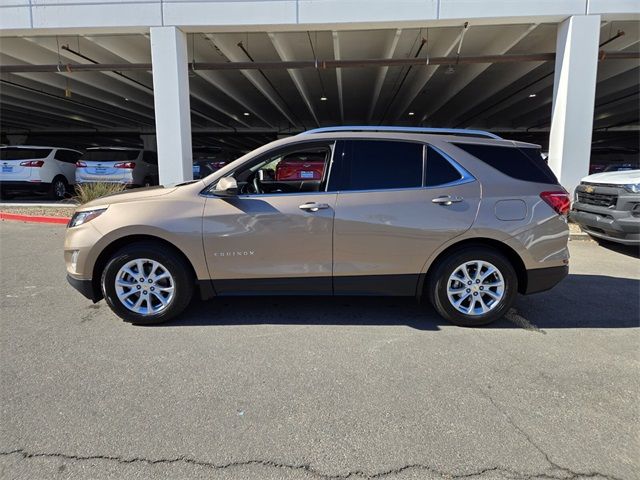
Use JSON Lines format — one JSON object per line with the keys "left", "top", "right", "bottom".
{"left": 1, "top": 2, "right": 639, "bottom": 196}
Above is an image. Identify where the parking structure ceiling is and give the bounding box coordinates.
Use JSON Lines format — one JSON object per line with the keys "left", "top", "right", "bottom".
{"left": 0, "top": 20, "right": 638, "bottom": 155}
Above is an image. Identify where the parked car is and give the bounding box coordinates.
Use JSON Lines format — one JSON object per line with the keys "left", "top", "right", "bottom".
{"left": 75, "top": 147, "right": 159, "bottom": 187}
{"left": 192, "top": 148, "right": 238, "bottom": 180}
{"left": 275, "top": 151, "right": 326, "bottom": 181}
{"left": 64, "top": 126, "right": 570, "bottom": 327}
{"left": 570, "top": 169, "right": 640, "bottom": 245}
{"left": 0, "top": 145, "right": 82, "bottom": 200}
{"left": 603, "top": 163, "right": 639, "bottom": 172}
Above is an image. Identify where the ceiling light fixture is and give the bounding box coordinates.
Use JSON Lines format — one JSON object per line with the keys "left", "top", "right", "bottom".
{"left": 243, "top": 112, "right": 250, "bottom": 116}
{"left": 320, "top": 96, "right": 328, "bottom": 101}
{"left": 408, "top": 112, "right": 415, "bottom": 116}
{"left": 529, "top": 93, "right": 537, "bottom": 98}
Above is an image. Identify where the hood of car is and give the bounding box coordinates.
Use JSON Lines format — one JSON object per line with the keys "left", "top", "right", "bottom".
{"left": 79, "top": 185, "right": 177, "bottom": 210}
{"left": 581, "top": 169, "right": 640, "bottom": 185}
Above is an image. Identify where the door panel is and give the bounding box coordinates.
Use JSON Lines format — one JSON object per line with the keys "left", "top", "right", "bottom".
{"left": 203, "top": 192, "right": 337, "bottom": 295}
{"left": 332, "top": 182, "right": 480, "bottom": 295}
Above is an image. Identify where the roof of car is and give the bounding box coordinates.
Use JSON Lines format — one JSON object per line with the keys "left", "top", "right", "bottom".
{"left": 86, "top": 146, "right": 143, "bottom": 151}
{"left": 0, "top": 145, "right": 81, "bottom": 152}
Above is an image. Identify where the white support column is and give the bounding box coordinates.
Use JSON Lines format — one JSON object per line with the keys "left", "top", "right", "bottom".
{"left": 548, "top": 15, "right": 600, "bottom": 196}
{"left": 150, "top": 26, "right": 192, "bottom": 184}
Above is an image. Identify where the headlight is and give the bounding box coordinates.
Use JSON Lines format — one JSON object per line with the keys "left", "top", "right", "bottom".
{"left": 623, "top": 184, "right": 640, "bottom": 193}
{"left": 68, "top": 208, "right": 107, "bottom": 228}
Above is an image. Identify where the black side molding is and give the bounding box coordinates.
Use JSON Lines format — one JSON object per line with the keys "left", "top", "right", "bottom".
{"left": 524, "top": 265, "right": 568, "bottom": 295}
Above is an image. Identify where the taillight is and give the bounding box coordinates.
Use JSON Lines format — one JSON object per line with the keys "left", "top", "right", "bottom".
{"left": 540, "top": 190, "right": 571, "bottom": 216}
{"left": 19, "top": 160, "right": 44, "bottom": 167}
{"left": 114, "top": 162, "right": 136, "bottom": 169}
{"left": 76, "top": 161, "right": 87, "bottom": 168}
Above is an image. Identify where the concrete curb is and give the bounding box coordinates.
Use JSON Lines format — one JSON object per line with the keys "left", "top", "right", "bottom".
{"left": 0, "top": 212, "right": 70, "bottom": 225}
{"left": 569, "top": 232, "right": 592, "bottom": 241}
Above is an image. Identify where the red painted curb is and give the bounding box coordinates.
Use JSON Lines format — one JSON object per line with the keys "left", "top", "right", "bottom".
{"left": 0, "top": 212, "right": 71, "bottom": 225}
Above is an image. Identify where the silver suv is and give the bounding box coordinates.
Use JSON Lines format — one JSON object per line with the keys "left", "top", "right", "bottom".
{"left": 64, "top": 127, "right": 570, "bottom": 327}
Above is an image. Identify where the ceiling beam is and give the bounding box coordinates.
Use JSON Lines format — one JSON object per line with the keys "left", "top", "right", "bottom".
{"left": 205, "top": 33, "right": 300, "bottom": 128}
{"left": 268, "top": 32, "right": 320, "bottom": 127}
{"left": 419, "top": 23, "right": 539, "bottom": 124}
{"left": 332, "top": 31, "right": 344, "bottom": 124}
{"left": 368, "top": 28, "right": 402, "bottom": 122}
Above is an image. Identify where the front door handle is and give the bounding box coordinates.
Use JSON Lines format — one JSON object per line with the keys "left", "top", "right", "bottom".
{"left": 299, "top": 202, "right": 330, "bottom": 212}
{"left": 432, "top": 195, "right": 464, "bottom": 206}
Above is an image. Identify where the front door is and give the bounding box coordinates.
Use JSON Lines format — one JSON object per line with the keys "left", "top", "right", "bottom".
{"left": 202, "top": 141, "right": 337, "bottom": 295}
{"left": 332, "top": 140, "right": 481, "bottom": 296}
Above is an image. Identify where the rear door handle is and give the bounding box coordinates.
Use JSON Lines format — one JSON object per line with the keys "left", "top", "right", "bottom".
{"left": 432, "top": 195, "right": 464, "bottom": 206}
{"left": 299, "top": 202, "right": 330, "bottom": 212}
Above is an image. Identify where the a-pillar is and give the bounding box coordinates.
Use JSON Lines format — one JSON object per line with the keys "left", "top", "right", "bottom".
{"left": 150, "top": 26, "right": 193, "bottom": 185}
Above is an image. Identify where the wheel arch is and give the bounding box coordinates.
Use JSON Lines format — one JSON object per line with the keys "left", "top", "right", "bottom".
{"left": 91, "top": 234, "right": 204, "bottom": 301}
{"left": 419, "top": 237, "right": 528, "bottom": 297}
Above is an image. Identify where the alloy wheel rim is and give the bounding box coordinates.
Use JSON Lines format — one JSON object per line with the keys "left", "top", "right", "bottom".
{"left": 55, "top": 181, "right": 66, "bottom": 198}
{"left": 446, "top": 260, "right": 505, "bottom": 316}
{"left": 115, "top": 258, "right": 175, "bottom": 315}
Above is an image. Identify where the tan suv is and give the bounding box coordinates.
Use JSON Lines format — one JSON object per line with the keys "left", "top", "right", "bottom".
{"left": 64, "top": 127, "right": 570, "bottom": 327}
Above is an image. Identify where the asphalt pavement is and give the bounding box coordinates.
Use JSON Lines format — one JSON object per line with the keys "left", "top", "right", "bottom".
{"left": 0, "top": 222, "right": 638, "bottom": 480}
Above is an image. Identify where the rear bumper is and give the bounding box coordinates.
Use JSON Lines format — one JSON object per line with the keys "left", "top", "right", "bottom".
{"left": 524, "top": 265, "right": 568, "bottom": 295}
{"left": 66, "top": 274, "right": 101, "bottom": 302}
{"left": 0, "top": 181, "right": 50, "bottom": 194}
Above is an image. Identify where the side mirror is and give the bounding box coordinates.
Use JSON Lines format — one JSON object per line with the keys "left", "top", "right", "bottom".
{"left": 213, "top": 176, "right": 238, "bottom": 196}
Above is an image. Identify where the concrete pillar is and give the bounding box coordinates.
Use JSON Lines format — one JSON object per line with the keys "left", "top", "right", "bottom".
{"left": 548, "top": 15, "right": 600, "bottom": 196}
{"left": 150, "top": 26, "right": 193, "bottom": 184}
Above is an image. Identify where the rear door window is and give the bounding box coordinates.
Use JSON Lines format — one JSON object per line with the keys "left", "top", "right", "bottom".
{"left": 0, "top": 148, "right": 51, "bottom": 160}
{"left": 337, "top": 140, "right": 424, "bottom": 191}
{"left": 453, "top": 143, "right": 558, "bottom": 184}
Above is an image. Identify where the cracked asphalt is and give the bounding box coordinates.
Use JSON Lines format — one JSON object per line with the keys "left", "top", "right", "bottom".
{"left": 1, "top": 222, "right": 638, "bottom": 480}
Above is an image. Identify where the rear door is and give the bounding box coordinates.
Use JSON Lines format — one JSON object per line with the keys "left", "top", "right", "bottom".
{"left": 55, "top": 149, "right": 81, "bottom": 184}
{"left": 332, "top": 140, "right": 480, "bottom": 295}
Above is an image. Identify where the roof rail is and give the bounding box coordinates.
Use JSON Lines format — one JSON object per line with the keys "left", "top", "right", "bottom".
{"left": 300, "top": 126, "right": 502, "bottom": 139}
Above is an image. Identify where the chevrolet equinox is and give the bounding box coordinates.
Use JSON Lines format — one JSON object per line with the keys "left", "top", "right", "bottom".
{"left": 65, "top": 127, "right": 570, "bottom": 327}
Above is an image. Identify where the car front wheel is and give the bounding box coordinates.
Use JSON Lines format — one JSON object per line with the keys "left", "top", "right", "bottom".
{"left": 428, "top": 247, "right": 517, "bottom": 327}
{"left": 101, "top": 243, "right": 194, "bottom": 324}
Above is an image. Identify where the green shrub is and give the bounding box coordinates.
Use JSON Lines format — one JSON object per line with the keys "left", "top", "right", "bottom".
{"left": 74, "top": 182, "right": 126, "bottom": 204}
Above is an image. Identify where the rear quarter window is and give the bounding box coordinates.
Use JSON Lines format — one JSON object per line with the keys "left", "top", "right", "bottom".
{"left": 452, "top": 143, "right": 558, "bottom": 184}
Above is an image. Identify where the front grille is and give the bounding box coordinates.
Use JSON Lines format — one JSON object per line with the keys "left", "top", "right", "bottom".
{"left": 576, "top": 191, "right": 618, "bottom": 208}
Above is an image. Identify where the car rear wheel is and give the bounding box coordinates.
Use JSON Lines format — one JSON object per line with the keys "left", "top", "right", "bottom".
{"left": 50, "top": 176, "right": 68, "bottom": 200}
{"left": 101, "top": 243, "right": 194, "bottom": 325}
{"left": 428, "top": 247, "right": 517, "bottom": 326}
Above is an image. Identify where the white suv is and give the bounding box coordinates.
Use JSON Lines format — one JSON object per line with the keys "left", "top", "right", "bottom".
{"left": 0, "top": 146, "right": 81, "bottom": 200}
{"left": 75, "top": 147, "right": 159, "bottom": 188}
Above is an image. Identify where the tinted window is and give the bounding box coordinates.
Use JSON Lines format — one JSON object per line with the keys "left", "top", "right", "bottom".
{"left": 82, "top": 149, "right": 139, "bottom": 161}
{"left": 143, "top": 151, "right": 158, "bottom": 164}
{"left": 55, "top": 150, "right": 81, "bottom": 163}
{"left": 425, "top": 146, "right": 462, "bottom": 186}
{"left": 453, "top": 143, "right": 558, "bottom": 184}
{"left": 0, "top": 148, "right": 51, "bottom": 160}
{"left": 339, "top": 140, "right": 423, "bottom": 191}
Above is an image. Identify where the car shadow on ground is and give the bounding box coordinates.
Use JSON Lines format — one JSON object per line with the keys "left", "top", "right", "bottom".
{"left": 596, "top": 241, "right": 640, "bottom": 259}
{"left": 155, "top": 273, "right": 639, "bottom": 331}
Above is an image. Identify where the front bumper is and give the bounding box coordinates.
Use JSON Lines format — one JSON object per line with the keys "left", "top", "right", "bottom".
{"left": 570, "top": 187, "right": 640, "bottom": 245}
{"left": 67, "top": 274, "right": 101, "bottom": 302}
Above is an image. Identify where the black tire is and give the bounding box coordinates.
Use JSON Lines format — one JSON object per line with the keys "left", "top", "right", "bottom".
{"left": 427, "top": 246, "right": 518, "bottom": 327}
{"left": 49, "top": 176, "right": 68, "bottom": 200}
{"left": 101, "top": 242, "right": 194, "bottom": 325}
{"left": 142, "top": 177, "right": 152, "bottom": 187}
